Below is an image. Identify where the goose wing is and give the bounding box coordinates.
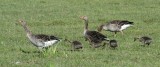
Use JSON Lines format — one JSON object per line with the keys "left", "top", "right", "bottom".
{"left": 108, "top": 20, "right": 121, "bottom": 24}
{"left": 49, "top": 35, "right": 61, "bottom": 41}
{"left": 108, "top": 20, "right": 133, "bottom": 26}
{"left": 34, "top": 34, "right": 60, "bottom": 41}
{"left": 118, "top": 20, "right": 134, "bottom": 26}
{"left": 86, "top": 31, "right": 107, "bottom": 42}
{"left": 141, "top": 36, "right": 152, "bottom": 40}
{"left": 34, "top": 34, "right": 50, "bottom": 41}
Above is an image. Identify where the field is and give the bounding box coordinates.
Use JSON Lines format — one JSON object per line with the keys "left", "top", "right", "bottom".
{"left": 0, "top": 0, "right": 160, "bottom": 67}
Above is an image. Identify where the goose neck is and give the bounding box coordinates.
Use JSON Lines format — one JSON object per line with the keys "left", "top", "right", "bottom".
{"left": 22, "top": 24, "right": 32, "bottom": 35}
{"left": 84, "top": 20, "right": 88, "bottom": 31}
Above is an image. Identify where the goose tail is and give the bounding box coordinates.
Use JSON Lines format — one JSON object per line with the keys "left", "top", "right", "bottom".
{"left": 104, "top": 38, "right": 110, "bottom": 41}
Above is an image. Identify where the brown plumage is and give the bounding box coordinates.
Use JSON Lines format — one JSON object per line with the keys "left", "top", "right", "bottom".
{"left": 80, "top": 16, "right": 109, "bottom": 48}
{"left": 134, "top": 36, "right": 152, "bottom": 46}
{"left": 98, "top": 20, "right": 134, "bottom": 36}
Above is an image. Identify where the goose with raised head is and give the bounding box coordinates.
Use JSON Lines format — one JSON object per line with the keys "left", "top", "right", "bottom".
{"left": 80, "top": 16, "right": 109, "bottom": 48}
{"left": 18, "top": 20, "right": 61, "bottom": 51}
{"left": 134, "top": 36, "right": 152, "bottom": 46}
{"left": 98, "top": 20, "right": 134, "bottom": 36}
{"left": 65, "top": 39, "right": 83, "bottom": 51}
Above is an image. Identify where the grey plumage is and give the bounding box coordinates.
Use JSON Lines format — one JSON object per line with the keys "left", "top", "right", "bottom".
{"left": 98, "top": 20, "right": 134, "bottom": 36}
{"left": 18, "top": 20, "right": 61, "bottom": 51}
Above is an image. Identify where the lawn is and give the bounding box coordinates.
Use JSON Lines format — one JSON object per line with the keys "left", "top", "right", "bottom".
{"left": 0, "top": 0, "right": 160, "bottom": 67}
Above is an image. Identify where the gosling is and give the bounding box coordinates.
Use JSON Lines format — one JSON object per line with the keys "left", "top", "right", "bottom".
{"left": 134, "top": 36, "right": 152, "bottom": 46}
{"left": 109, "top": 40, "right": 118, "bottom": 49}
{"left": 65, "top": 39, "right": 83, "bottom": 51}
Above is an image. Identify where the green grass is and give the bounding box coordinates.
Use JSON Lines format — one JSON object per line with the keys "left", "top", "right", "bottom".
{"left": 0, "top": 0, "right": 160, "bottom": 67}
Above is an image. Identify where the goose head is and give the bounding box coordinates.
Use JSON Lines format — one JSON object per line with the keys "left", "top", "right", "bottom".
{"left": 80, "top": 16, "right": 88, "bottom": 21}
{"left": 18, "top": 19, "right": 27, "bottom": 26}
{"left": 97, "top": 24, "right": 106, "bottom": 32}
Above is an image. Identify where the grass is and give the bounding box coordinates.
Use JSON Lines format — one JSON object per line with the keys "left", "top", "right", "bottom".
{"left": 0, "top": 0, "right": 160, "bottom": 67}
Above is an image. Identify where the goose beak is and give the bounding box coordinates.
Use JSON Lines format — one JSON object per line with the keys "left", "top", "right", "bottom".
{"left": 17, "top": 19, "right": 23, "bottom": 24}
{"left": 16, "top": 19, "right": 22, "bottom": 25}
{"left": 80, "top": 16, "right": 88, "bottom": 20}
{"left": 80, "top": 16, "right": 84, "bottom": 19}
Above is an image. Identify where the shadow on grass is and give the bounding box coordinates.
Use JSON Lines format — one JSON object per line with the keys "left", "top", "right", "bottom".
{"left": 19, "top": 48, "right": 40, "bottom": 54}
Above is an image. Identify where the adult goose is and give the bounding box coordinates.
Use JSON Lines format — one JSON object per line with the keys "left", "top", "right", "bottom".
{"left": 97, "top": 20, "right": 134, "bottom": 36}
{"left": 134, "top": 36, "right": 152, "bottom": 46}
{"left": 65, "top": 39, "right": 83, "bottom": 51}
{"left": 80, "top": 16, "right": 109, "bottom": 48}
{"left": 18, "top": 20, "right": 61, "bottom": 51}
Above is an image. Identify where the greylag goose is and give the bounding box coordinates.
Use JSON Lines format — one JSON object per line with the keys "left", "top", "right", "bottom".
{"left": 18, "top": 20, "right": 61, "bottom": 51}
{"left": 134, "top": 36, "right": 152, "bottom": 46}
{"left": 98, "top": 20, "right": 134, "bottom": 36}
{"left": 80, "top": 16, "right": 109, "bottom": 48}
{"left": 65, "top": 39, "right": 83, "bottom": 51}
{"left": 109, "top": 40, "right": 118, "bottom": 49}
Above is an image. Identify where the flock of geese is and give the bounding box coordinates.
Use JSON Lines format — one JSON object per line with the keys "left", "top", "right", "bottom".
{"left": 18, "top": 16, "right": 152, "bottom": 52}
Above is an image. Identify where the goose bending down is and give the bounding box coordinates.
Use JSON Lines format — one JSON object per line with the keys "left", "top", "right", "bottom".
{"left": 134, "top": 36, "right": 152, "bottom": 46}
{"left": 18, "top": 20, "right": 61, "bottom": 51}
{"left": 65, "top": 39, "right": 83, "bottom": 51}
{"left": 97, "top": 20, "right": 134, "bottom": 36}
{"left": 80, "top": 16, "right": 109, "bottom": 48}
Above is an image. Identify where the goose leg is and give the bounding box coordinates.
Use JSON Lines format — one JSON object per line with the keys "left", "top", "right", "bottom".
{"left": 45, "top": 46, "right": 51, "bottom": 51}
{"left": 95, "top": 44, "right": 101, "bottom": 48}
{"left": 120, "top": 30, "right": 124, "bottom": 35}
{"left": 102, "top": 42, "right": 107, "bottom": 49}
{"left": 85, "top": 37, "right": 88, "bottom": 41}
{"left": 38, "top": 47, "right": 43, "bottom": 52}
{"left": 114, "top": 32, "right": 117, "bottom": 37}
{"left": 87, "top": 38, "right": 92, "bottom": 46}
{"left": 92, "top": 43, "right": 96, "bottom": 48}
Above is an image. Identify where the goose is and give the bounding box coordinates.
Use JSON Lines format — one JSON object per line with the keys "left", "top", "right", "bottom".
{"left": 97, "top": 20, "right": 134, "bottom": 36}
{"left": 18, "top": 20, "right": 61, "bottom": 51}
{"left": 80, "top": 16, "right": 109, "bottom": 48}
{"left": 64, "top": 39, "right": 83, "bottom": 51}
{"left": 134, "top": 36, "right": 152, "bottom": 46}
{"left": 109, "top": 40, "right": 118, "bottom": 49}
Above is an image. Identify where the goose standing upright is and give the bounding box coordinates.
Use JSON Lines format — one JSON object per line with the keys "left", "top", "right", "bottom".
{"left": 65, "top": 39, "right": 83, "bottom": 51}
{"left": 18, "top": 20, "right": 61, "bottom": 51}
{"left": 97, "top": 20, "right": 134, "bottom": 36}
{"left": 134, "top": 36, "right": 152, "bottom": 46}
{"left": 80, "top": 16, "right": 109, "bottom": 48}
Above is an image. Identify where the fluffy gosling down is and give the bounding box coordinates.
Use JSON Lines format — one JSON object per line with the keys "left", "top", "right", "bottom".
{"left": 109, "top": 40, "right": 118, "bottom": 49}
{"left": 65, "top": 39, "right": 83, "bottom": 51}
{"left": 134, "top": 36, "right": 152, "bottom": 46}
